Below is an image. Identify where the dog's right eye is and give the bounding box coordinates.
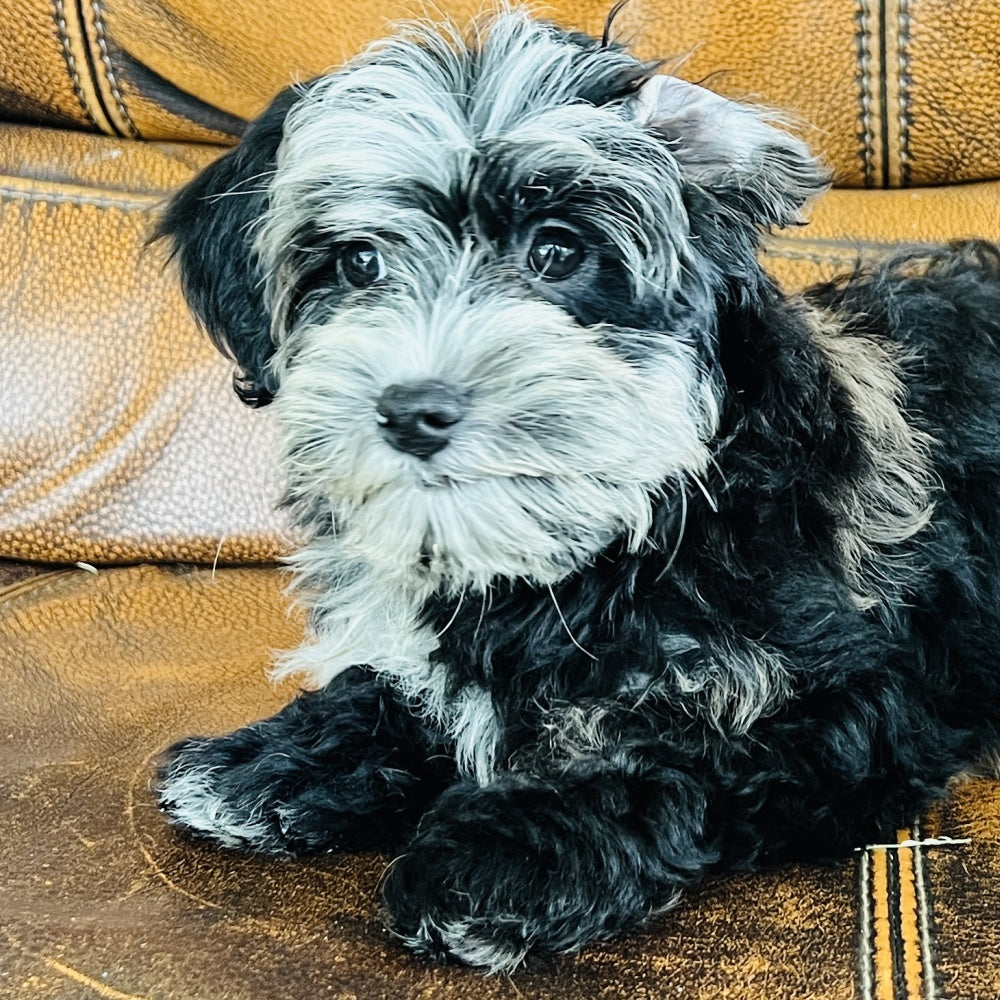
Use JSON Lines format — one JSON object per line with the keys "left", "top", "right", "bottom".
{"left": 526, "top": 226, "right": 586, "bottom": 281}
{"left": 338, "top": 242, "right": 386, "bottom": 288}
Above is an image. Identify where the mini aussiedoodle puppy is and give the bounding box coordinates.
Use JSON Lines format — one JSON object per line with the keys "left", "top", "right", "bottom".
{"left": 155, "top": 7, "right": 1000, "bottom": 971}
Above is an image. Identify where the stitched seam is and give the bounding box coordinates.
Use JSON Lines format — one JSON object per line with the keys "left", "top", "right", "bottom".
{"left": 859, "top": 850, "right": 875, "bottom": 1000}
{"left": 856, "top": 0, "right": 876, "bottom": 188}
{"left": 877, "top": 0, "right": 891, "bottom": 189}
{"left": 897, "top": 0, "right": 912, "bottom": 186}
{"left": 90, "top": 0, "right": 139, "bottom": 139}
{"left": 51, "top": 0, "right": 100, "bottom": 129}
{"left": 767, "top": 252, "right": 860, "bottom": 269}
{"left": 764, "top": 246, "right": 866, "bottom": 264}
{"left": 911, "top": 821, "right": 938, "bottom": 1000}
{"left": 0, "top": 187, "right": 159, "bottom": 211}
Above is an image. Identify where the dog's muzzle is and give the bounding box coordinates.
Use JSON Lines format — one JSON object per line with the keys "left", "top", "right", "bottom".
{"left": 375, "top": 380, "right": 468, "bottom": 459}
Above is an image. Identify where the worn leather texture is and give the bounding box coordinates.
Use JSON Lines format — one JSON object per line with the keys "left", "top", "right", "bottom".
{"left": 0, "top": 563, "right": 996, "bottom": 999}
{"left": 3, "top": 0, "right": 999, "bottom": 186}
{"left": 0, "top": 124, "right": 294, "bottom": 564}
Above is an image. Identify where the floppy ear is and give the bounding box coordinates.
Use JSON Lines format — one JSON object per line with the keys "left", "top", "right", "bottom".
{"left": 634, "top": 75, "right": 828, "bottom": 228}
{"left": 156, "top": 86, "right": 301, "bottom": 407}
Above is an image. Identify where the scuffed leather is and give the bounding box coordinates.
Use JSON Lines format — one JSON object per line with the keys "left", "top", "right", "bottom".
{"left": 1, "top": 1, "right": 998, "bottom": 563}
{"left": 902, "top": 0, "right": 1000, "bottom": 187}
{"left": 0, "top": 124, "right": 294, "bottom": 564}
{"left": 1, "top": 563, "right": 998, "bottom": 997}
{"left": 0, "top": 563, "right": 863, "bottom": 997}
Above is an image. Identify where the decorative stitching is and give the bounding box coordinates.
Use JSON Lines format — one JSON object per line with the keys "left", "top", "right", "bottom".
{"left": 897, "top": 0, "right": 912, "bottom": 187}
{"left": 856, "top": 0, "right": 877, "bottom": 188}
{"left": 858, "top": 848, "right": 875, "bottom": 1000}
{"left": 764, "top": 247, "right": 863, "bottom": 267}
{"left": 857, "top": 825, "right": 959, "bottom": 1000}
{"left": 0, "top": 187, "right": 160, "bottom": 211}
{"left": 911, "top": 821, "right": 939, "bottom": 1000}
{"left": 90, "top": 0, "right": 140, "bottom": 139}
{"left": 51, "top": 0, "right": 100, "bottom": 130}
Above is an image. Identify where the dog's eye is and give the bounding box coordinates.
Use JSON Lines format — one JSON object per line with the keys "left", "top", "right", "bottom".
{"left": 339, "top": 242, "right": 385, "bottom": 288}
{"left": 527, "top": 227, "right": 586, "bottom": 280}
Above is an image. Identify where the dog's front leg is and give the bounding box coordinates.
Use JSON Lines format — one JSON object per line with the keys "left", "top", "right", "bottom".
{"left": 381, "top": 757, "right": 716, "bottom": 971}
{"left": 155, "top": 666, "right": 453, "bottom": 855}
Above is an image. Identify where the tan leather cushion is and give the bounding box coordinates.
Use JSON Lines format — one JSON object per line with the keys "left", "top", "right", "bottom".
{"left": 765, "top": 181, "right": 1000, "bottom": 289}
{"left": 0, "top": 125, "right": 294, "bottom": 564}
{"left": 0, "top": 562, "right": 997, "bottom": 997}
{"left": 3, "top": 0, "right": 999, "bottom": 187}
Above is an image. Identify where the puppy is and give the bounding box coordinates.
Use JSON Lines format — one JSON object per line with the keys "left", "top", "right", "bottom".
{"left": 155, "top": 7, "right": 1000, "bottom": 971}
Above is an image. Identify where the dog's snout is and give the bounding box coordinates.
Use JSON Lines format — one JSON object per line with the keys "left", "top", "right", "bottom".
{"left": 375, "top": 380, "right": 467, "bottom": 459}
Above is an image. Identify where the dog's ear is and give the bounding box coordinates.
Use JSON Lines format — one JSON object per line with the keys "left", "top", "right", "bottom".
{"left": 634, "top": 75, "right": 828, "bottom": 228}
{"left": 156, "top": 87, "right": 302, "bottom": 407}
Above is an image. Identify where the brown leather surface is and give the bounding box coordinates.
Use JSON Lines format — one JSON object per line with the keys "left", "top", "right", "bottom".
{"left": 0, "top": 124, "right": 294, "bottom": 565}
{"left": 1, "top": 563, "right": 997, "bottom": 998}
{"left": 3, "top": 0, "right": 999, "bottom": 187}
{"left": 924, "top": 781, "right": 1000, "bottom": 999}
{"left": 0, "top": 0, "right": 96, "bottom": 131}
{"left": 901, "top": 0, "right": 1000, "bottom": 188}
{"left": 0, "top": 564, "right": 859, "bottom": 998}
{"left": 615, "top": 0, "right": 1000, "bottom": 188}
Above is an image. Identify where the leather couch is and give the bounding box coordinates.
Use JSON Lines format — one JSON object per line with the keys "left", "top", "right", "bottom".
{"left": 2, "top": 2, "right": 998, "bottom": 997}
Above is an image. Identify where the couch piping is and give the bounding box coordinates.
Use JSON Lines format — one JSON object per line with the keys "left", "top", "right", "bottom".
{"left": 51, "top": 0, "right": 100, "bottom": 131}
{"left": 90, "top": 0, "right": 140, "bottom": 140}
{"left": 856, "top": 0, "right": 877, "bottom": 188}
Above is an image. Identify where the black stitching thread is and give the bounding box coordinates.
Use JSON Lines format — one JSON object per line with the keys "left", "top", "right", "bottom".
{"left": 898, "top": 0, "right": 912, "bottom": 187}
{"left": 856, "top": 0, "right": 877, "bottom": 188}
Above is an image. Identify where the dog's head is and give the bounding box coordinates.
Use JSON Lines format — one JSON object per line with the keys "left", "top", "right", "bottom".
{"left": 160, "top": 9, "right": 825, "bottom": 592}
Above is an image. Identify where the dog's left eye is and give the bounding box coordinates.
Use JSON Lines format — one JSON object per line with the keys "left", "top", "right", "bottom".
{"left": 339, "top": 242, "right": 386, "bottom": 288}
{"left": 527, "top": 227, "right": 586, "bottom": 280}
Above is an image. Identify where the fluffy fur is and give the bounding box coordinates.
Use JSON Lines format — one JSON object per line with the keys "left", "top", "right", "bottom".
{"left": 154, "top": 8, "right": 1000, "bottom": 972}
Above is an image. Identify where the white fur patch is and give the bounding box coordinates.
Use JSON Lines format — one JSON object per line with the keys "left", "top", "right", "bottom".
{"left": 157, "top": 746, "right": 275, "bottom": 851}
{"left": 404, "top": 914, "right": 531, "bottom": 974}
{"left": 810, "top": 311, "right": 937, "bottom": 608}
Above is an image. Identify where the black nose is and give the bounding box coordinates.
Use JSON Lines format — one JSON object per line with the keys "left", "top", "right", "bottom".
{"left": 375, "top": 380, "right": 467, "bottom": 459}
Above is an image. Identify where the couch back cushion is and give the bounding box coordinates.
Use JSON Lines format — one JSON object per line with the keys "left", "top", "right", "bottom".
{"left": 2, "top": 0, "right": 998, "bottom": 187}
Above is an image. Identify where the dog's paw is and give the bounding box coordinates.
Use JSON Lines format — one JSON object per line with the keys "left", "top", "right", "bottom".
{"left": 382, "top": 846, "right": 540, "bottom": 973}
{"left": 380, "top": 780, "right": 624, "bottom": 972}
{"left": 154, "top": 735, "right": 295, "bottom": 854}
{"left": 380, "top": 771, "right": 699, "bottom": 970}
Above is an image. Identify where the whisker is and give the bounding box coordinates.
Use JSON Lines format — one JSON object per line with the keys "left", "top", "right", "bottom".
{"left": 435, "top": 588, "right": 466, "bottom": 639}
{"left": 690, "top": 470, "right": 719, "bottom": 512}
{"left": 547, "top": 584, "right": 598, "bottom": 661}
{"left": 656, "top": 475, "right": 688, "bottom": 581}
{"left": 473, "top": 587, "right": 490, "bottom": 643}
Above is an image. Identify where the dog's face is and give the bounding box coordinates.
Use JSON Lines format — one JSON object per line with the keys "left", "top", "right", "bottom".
{"left": 161, "top": 10, "right": 825, "bottom": 594}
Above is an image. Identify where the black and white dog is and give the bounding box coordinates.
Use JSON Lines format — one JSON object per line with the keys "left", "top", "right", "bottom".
{"left": 155, "top": 8, "right": 1000, "bottom": 971}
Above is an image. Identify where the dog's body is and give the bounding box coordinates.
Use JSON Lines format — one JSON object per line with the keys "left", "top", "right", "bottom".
{"left": 156, "top": 10, "right": 1000, "bottom": 970}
